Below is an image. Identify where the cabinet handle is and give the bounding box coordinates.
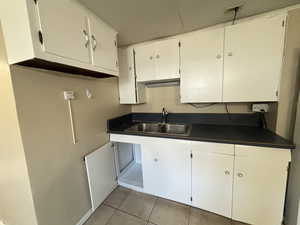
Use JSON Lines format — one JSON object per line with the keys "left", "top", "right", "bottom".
{"left": 228, "top": 52, "right": 233, "bottom": 57}
{"left": 237, "top": 172, "right": 244, "bottom": 178}
{"left": 156, "top": 54, "right": 160, "bottom": 59}
{"left": 83, "top": 30, "right": 89, "bottom": 48}
{"left": 216, "top": 54, "right": 222, "bottom": 59}
{"left": 225, "top": 170, "right": 230, "bottom": 175}
{"left": 91, "top": 35, "right": 97, "bottom": 51}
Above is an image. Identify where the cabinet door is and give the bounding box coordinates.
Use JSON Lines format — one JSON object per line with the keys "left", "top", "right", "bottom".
{"left": 37, "top": 0, "right": 90, "bottom": 63}
{"left": 118, "top": 48, "right": 137, "bottom": 104}
{"left": 85, "top": 143, "right": 117, "bottom": 211}
{"left": 89, "top": 14, "right": 118, "bottom": 72}
{"left": 141, "top": 139, "right": 191, "bottom": 204}
{"left": 180, "top": 28, "right": 224, "bottom": 103}
{"left": 191, "top": 142, "right": 234, "bottom": 218}
{"left": 223, "top": 14, "right": 286, "bottom": 102}
{"left": 233, "top": 145, "right": 290, "bottom": 225}
{"left": 135, "top": 43, "right": 156, "bottom": 82}
{"left": 155, "top": 39, "right": 180, "bottom": 80}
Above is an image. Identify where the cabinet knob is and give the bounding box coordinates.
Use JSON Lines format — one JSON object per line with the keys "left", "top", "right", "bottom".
{"left": 237, "top": 172, "right": 244, "bottom": 178}
{"left": 228, "top": 52, "right": 233, "bottom": 57}
{"left": 216, "top": 54, "right": 222, "bottom": 59}
{"left": 156, "top": 54, "right": 160, "bottom": 59}
{"left": 150, "top": 56, "right": 153, "bottom": 60}
{"left": 129, "top": 66, "right": 132, "bottom": 71}
{"left": 225, "top": 170, "right": 230, "bottom": 175}
{"left": 154, "top": 158, "right": 158, "bottom": 162}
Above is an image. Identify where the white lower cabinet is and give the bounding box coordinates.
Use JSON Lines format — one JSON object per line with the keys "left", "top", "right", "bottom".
{"left": 232, "top": 145, "right": 290, "bottom": 225}
{"left": 141, "top": 138, "right": 191, "bottom": 204}
{"left": 109, "top": 134, "right": 291, "bottom": 225}
{"left": 191, "top": 142, "right": 234, "bottom": 218}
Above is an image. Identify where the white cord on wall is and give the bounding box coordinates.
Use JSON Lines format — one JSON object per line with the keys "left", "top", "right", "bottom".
{"left": 67, "top": 99, "right": 77, "bottom": 145}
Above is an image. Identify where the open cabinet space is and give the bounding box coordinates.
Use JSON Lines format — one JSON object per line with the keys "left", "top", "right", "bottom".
{"left": 114, "top": 142, "right": 144, "bottom": 191}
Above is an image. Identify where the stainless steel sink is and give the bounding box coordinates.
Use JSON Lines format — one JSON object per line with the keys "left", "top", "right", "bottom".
{"left": 126, "top": 123, "right": 191, "bottom": 136}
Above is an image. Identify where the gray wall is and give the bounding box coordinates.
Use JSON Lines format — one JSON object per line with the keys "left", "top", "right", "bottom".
{"left": 10, "top": 66, "right": 131, "bottom": 225}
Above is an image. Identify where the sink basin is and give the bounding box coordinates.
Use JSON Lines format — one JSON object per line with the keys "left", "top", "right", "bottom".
{"left": 126, "top": 123, "right": 191, "bottom": 136}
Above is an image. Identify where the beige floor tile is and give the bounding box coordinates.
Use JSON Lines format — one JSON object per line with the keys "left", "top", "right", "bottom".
{"left": 190, "top": 207, "right": 232, "bottom": 225}
{"left": 107, "top": 210, "right": 147, "bottom": 225}
{"left": 84, "top": 205, "right": 115, "bottom": 225}
{"left": 120, "top": 191, "right": 157, "bottom": 220}
{"left": 149, "top": 198, "right": 189, "bottom": 225}
{"left": 104, "top": 186, "right": 131, "bottom": 208}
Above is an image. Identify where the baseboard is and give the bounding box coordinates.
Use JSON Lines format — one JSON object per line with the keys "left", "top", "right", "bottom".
{"left": 76, "top": 209, "right": 93, "bottom": 225}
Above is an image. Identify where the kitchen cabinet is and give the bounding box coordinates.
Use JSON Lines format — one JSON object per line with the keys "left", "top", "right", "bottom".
{"left": 36, "top": 0, "right": 90, "bottom": 64}
{"left": 232, "top": 145, "right": 290, "bottom": 225}
{"left": 191, "top": 142, "right": 234, "bottom": 218}
{"left": 85, "top": 143, "right": 117, "bottom": 211}
{"left": 118, "top": 47, "right": 146, "bottom": 104}
{"left": 180, "top": 28, "right": 224, "bottom": 103}
{"left": 141, "top": 138, "right": 191, "bottom": 204}
{"left": 88, "top": 13, "right": 118, "bottom": 73}
{"left": 1, "top": 0, "right": 119, "bottom": 77}
{"left": 110, "top": 134, "right": 291, "bottom": 224}
{"left": 135, "top": 39, "right": 180, "bottom": 82}
{"left": 223, "top": 14, "right": 286, "bottom": 102}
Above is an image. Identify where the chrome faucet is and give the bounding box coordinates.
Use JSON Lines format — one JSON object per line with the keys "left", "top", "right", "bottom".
{"left": 162, "top": 107, "right": 168, "bottom": 124}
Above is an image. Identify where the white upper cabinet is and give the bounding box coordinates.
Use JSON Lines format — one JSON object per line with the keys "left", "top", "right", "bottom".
{"left": 191, "top": 142, "right": 234, "bottom": 218}
{"left": 118, "top": 47, "right": 146, "bottom": 104}
{"left": 135, "top": 39, "right": 180, "bottom": 82}
{"left": 37, "top": 0, "right": 90, "bottom": 64}
{"left": 180, "top": 28, "right": 224, "bottom": 103}
{"left": 135, "top": 43, "right": 156, "bottom": 82}
{"left": 155, "top": 39, "right": 180, "bottom": 80}
{"left": 1, "top": 0, "right": 119, "bottom": 77}
{"left": 233, "top": 145, "right": 290, "bottom": 225}
{"left": 88, "top": 14, "right": 118, "bottom": 73}
{"left": 223, "top": 14, "right": 286, "bottom": 102}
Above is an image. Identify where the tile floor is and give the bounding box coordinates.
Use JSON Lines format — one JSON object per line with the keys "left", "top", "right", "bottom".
{"left": 85, "top": 186, "right": 247, "bottom": 225}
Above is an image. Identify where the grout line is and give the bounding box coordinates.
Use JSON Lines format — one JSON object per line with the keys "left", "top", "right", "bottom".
{"left": 146, "top": 196, "right": 158, "bottom": 224}
{"left": 104, "top": 205, "right": 117, "bottom": 225}
{"left": 187, "top": 206, "right": 192, "bottom": 225}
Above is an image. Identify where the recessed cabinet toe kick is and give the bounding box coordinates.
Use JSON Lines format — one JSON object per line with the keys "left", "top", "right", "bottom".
{"left": 108, "top": 134, "right": 291, "bottom": 225}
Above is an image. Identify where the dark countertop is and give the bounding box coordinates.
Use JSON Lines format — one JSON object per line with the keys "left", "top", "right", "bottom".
{"left": 108, "top": 113, "right": 295, "bottom": 149}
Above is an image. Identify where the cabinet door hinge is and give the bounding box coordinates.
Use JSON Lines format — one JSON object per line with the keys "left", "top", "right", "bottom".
{"left": 178, "top": 41, "right": 181, "bottom": 47}
{"left": 276, "top": 90, "right": 279, "bottom": 97}
{"left": 190, "top": 153, "right": 193, "bottom": 158}
{"left": 190, "top": 197, "right": 193, "bottom": 201}
{"left": 114, "top": 40, "right": 117, "bottom": 47}
{"left": 282, "top": 20, "right": 285, "bottom": 27}
{"left": 116, "top": 60, "right": 119, "bottom": 67}
{"left": 179, "top": 69, "right": 181, "bottom": 74}
{"left": 38, "top": 31, "right": 44, "bottom": 45}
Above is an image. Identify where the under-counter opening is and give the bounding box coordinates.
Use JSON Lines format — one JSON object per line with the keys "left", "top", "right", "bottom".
{"left": 113, "top": 142, "right": 143, "bottom": 189}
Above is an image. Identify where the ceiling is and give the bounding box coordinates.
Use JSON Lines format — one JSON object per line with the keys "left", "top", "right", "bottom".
{"left": 79, "top": 0, "right": 300, "bottom": 46}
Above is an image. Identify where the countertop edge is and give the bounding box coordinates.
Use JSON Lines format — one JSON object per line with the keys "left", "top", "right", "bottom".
{"left": 108, "top": 130, "right": 295, "bottom": 150}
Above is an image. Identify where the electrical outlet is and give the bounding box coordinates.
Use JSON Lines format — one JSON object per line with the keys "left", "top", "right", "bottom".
{"left": 252, "top": 104, "right": 269, "bottom": 112}
{"left": 63, "top": 91, "right": 75, "bottom": 100}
